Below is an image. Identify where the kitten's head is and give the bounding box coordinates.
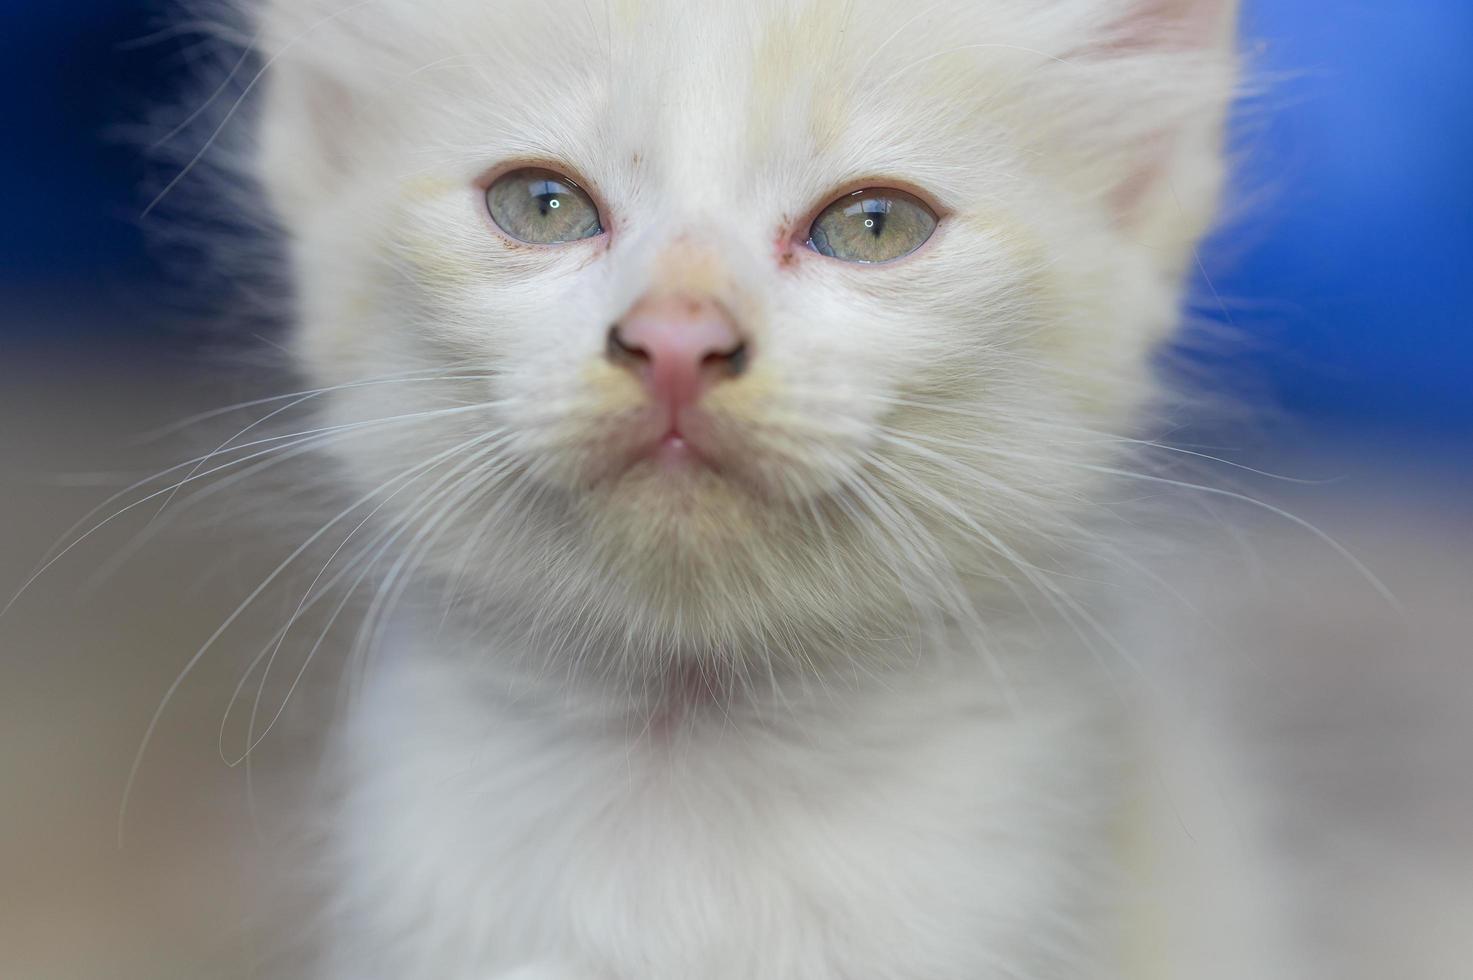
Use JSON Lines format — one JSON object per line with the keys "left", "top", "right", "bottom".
{"left": 253, "top": 0, "right": 1238, "bottom": 667}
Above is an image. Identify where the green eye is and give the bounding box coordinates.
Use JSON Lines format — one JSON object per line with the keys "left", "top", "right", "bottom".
{"left": 485, "top": 167, "right": 603, "bottom": 244}
{"left": 807, "top": 188, "right": 937, "bottom": 264}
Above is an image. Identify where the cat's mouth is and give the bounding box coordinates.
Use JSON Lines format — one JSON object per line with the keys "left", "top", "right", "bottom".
{"left": 557, "top": 378, "right": 863, "bottom": 505}
{"left": 556, "top": 380, "right": 847, "bottom": 506}
{"left": 568, "top": 401, "right": 793, "bottom": 501}
{"left": 622, "top": 413, "right": 728, "bottom": 478}
{"left": 647, "top": 431, "right": 713, "bottom": 469}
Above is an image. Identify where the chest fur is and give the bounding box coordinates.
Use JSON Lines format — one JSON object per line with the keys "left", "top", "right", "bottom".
{"left": 325, "top": 655, "right": 1120, "bottom": 980}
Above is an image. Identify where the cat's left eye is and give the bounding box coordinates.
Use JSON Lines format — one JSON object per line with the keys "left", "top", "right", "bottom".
{"left": 807, "top": 188, "right": 937, "bottom": 264}
{"left": 485, "top": 168, "right": 603, "bottom": 245}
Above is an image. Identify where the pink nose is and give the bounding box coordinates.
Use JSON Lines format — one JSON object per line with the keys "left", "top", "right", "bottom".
{"left": 606, "top": 293, "right": 748, "bottom": 411}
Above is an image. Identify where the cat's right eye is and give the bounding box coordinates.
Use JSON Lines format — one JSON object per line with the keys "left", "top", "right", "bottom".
{"left": 485, "top": 168, "right": 603, "bottom": 245}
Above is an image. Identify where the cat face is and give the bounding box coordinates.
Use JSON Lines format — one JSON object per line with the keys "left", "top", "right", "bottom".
{"left": 256, "top": 0, "right": 1237, "bottom": 662}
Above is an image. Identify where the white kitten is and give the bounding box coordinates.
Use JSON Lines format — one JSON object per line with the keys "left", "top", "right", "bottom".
{"left": 241, "top": 0, "right": 1288, "bottom": 976}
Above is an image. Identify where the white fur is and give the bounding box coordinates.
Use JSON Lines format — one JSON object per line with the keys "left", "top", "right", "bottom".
{"left": 325, "top": 627, "right": 1117, "bottom": 979}
{"left": 241, "top": 0, "right": 1274, "bottom": 976}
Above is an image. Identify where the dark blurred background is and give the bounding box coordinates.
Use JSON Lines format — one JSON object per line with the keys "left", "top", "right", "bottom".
{"left": 3, "top": 0, "right": 1471, "bottom": 453}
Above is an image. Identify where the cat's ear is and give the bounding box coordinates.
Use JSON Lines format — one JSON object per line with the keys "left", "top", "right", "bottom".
{"left": 257, "top": 61, "right": 361, "bottom": 217}
{"left": 1103, "top": 0, "right": 1240, "bottom": 52}
{"left": 1079, "top": 0, "right": 1243, "bottom": 256}
{"left": 253, "top": 2, "right": 386, "bottom": 219}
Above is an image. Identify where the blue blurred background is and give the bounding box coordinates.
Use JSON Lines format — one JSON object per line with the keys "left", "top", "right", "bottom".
{"left": 3, "top": 0, "right": 1470, "bottom": 451}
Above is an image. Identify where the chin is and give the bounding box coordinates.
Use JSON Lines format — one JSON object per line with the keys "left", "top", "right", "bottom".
{"left": 579, "top": 456, "right": 774, "bottom": 577}
{"left": 543, "top": 455, "right": 878, "bottom": 660}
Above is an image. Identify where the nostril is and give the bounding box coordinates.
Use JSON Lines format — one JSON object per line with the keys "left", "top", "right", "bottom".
{"left": 606, "top": 324, "right": 649, "bottom": 366}
{"left": 704, "top": 341, "right": 749, "bottom": 379}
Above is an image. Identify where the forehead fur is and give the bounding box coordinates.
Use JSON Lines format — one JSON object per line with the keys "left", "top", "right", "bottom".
{"left": 261, "top": 0, "right": 1234, "bottom": 237}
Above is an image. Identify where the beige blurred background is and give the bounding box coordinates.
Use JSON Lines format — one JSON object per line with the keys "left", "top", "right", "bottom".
{"left": 1, "top": 352, "right": 330, "bottom": 979}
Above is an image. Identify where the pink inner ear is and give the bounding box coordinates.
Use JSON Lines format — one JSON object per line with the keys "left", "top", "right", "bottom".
{"left": 1102, "top": 0, "right": 1236, "bottom": 52}
{"left": 1110, "top": 134, "right": 1170, "bottom": 219}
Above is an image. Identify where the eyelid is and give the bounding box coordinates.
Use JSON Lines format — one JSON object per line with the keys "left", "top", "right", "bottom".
{"left": 792, "top": 181, "right": 949, "bottom": 246}
{"left": 474, "top": 159, "right": 599, "bottom": 197}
